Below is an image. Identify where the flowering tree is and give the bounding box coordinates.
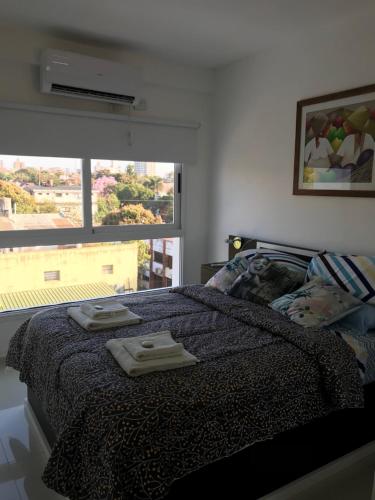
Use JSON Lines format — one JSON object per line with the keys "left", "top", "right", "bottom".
{"left": 92, "top": 176, "right": 117, "bottom": 195}
{"left": 102, "top": 203, "right": 163, "bottom": 226}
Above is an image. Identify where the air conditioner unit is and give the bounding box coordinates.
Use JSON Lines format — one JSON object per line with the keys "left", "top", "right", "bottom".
{"left": 40, "top": 49, "right": 142, "bottom": 107}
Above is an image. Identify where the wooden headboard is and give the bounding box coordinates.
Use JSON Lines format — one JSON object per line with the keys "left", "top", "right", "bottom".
{"left": 228, "top": 235, "right": 318, "bottom": 261}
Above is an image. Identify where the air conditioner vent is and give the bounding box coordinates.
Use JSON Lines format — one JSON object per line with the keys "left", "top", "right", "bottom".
{"left": 51, "top": 83, "right": 136, "bottom": 104}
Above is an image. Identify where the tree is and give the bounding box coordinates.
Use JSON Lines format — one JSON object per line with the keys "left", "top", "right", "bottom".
{"left": 143, "top": 176, "right": 163, "bottom": 194}
{"left": 37, "top": 201, "right": 58, "bottom": 213}
{"left": 0, "top": 172, "right": 11, "bottom": 181}
{"left": 115, "top": 183, "right": 154, "bottom": 203}
{"left": 92, "top": 176, "right": 117, "bottom": 195}
{"left": 126, "top": 164, "right": 136, "bottom": 178}
{"left": 158, "top": 192, "right": 174, "bottom": 223}
{"left": 114, "top": 165, "right": 138, "bottom": 184}
{"left": 95, "top": 194, "right": 120, "bottom": 223}
{"left": 102, "top": 203, "right": 163, "bottom": 226}
{"left": 12, "top": 168, "right": 39, "bottom": 184}
{"left": 0, "top": 180, "right": 37, "bottom": 213}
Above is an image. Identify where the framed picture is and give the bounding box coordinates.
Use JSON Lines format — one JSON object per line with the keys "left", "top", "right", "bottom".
{"left": 293, "top": 84, "right": 375, "bottom": 197}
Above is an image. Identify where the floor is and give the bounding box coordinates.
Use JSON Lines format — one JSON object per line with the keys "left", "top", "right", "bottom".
{"left": 0, "top": 358, "right": 375, "bottom": 500}
{"left": 0, "top": 359, "right": 64, "bottom": 500}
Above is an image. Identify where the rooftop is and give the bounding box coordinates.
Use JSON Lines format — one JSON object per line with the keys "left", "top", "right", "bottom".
{"left": 0, "top": 282, "right": 116, "bottom": 312}
{"left": 0, "top": 213, "right": 76, "bottom": 230}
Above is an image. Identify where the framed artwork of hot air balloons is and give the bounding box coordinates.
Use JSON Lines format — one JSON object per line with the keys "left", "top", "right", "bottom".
{"left": 293, "top": 84, "right": 375, "bottom": 197}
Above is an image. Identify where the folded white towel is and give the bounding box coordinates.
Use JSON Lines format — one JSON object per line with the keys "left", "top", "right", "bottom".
{"left": 80, "top": 300, "right": 128, "bottom": 319}
{"left": 120, "top": 331, "right": 183, "bottom": 361}
{"left": 68, "top": 307, "right": 141, "bottom": 331}
{"left": 106, "top": 338, "right": 198, "bottom": 377}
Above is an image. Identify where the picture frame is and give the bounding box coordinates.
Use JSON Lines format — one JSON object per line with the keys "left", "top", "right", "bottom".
{"left": 293, "top": 84, "right": 375, "bottom": 197}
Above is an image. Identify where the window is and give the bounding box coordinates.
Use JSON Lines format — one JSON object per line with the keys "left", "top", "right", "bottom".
{"left": 0, "top": 154, "right": 182, "bottom": 312}
{"left": 44, "top": 270, "right": 60, "bottom": 281}
{"left": 0, "top": 238, "right": 180, "bottom": 312}
{"left": 91, "top": 160, "right": 177, "bottom": 227}
{"left": 0, "top": 155, "right": 83, "bottom": 230}
{"left": 102, "top": 264, "right": 114, "bottom": 275}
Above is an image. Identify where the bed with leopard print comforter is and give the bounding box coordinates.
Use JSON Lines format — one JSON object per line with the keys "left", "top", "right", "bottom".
{"left": 6, "top": 285, "right": 363, "bottom": 500}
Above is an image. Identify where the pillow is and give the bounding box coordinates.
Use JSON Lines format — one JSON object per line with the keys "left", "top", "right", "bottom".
{"left": 338, "top": 332, "right": 368, "bottom": 382}
{"left": 205, "top": 255, "right": 249, "bottom": 293}
{"left": 270, "top": 278, "right": 362, "bottom": 328}
{"left": 330, "top": 304, "right": 375, "bottom": 335}
{"left": 307, "top": 253, "right": 375, "bottom": 304}
{"left": 237, "top": 248, "right": 310, "bottom": 276}
{"left": 227, "top": 253, "right": 305, "bottom": 305}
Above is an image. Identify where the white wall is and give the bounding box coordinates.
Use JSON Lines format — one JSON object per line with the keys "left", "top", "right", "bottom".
{"left": 0, "top": 26, "right": 213, "bottom": 356}
{"left": 208, "top": 8, "right": 375, "bottom": 262}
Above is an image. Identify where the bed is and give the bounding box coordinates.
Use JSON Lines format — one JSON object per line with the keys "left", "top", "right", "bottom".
{"left": 6, "top": 238, "right": 375, "bottom": 500}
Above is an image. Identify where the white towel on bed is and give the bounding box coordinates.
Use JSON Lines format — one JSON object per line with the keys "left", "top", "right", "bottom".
{"left": 68, "top": 307, "right": 142, "bottom": 331}
{"left": 106, "top": 338, "right": 198, "bottom": 377}
{"left": 80, "top": 300, "right": 128, "bottom": 319}
{"left": 121, "top": 331, "right": 183, "bottom": 361}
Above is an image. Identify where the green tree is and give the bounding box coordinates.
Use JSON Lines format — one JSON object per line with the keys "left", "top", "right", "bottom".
{"left": 114, "top": 165, "right": 138, "bottom": 184}
{"left": 36, "top": 201, "right": 58, "bottom": 213}
{"left": 137, "top": 240, "right": 151, "bottom": 273}
{"left": 102, "top": 203, "right": 163, "bottom": 226}
{"left": 0, "top": 180, "right": 37, "bottom": 213}
{"left": 143, "top": 175, "right": 163, "bottom": 194}
{"left": 158, "top": 192, "right": 174, "bottom": 223}
{"left": 12, "top": 168, "right": 39, "bottom": 184}
{"left": 95, "top": 194, "right": 120, "bottom": 223}
{"left": 115, "top": 183, "right": 154, "bottom": 203}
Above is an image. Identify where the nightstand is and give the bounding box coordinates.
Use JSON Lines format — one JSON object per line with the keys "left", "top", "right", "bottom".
{"left": 200, "top": 262, "right": 226, "bottom": 284}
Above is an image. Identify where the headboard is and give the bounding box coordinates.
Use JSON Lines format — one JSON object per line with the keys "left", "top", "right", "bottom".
{"left": 228, "top": 235, "right": 318, "bottom": 261}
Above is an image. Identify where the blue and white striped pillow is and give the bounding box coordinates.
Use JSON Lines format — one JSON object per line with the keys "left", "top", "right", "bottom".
{"left": 307, "top": 253, "right": 375, "bottom": 304}
{"left": 238, "top": 249, "right": 309, "bottom": 276}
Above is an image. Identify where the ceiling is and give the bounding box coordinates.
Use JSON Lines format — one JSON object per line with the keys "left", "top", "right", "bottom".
{"left": 0, "top": 0, "right": 373, "bottom": 68}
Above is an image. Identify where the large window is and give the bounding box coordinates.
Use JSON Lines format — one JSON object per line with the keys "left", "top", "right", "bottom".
{"left": 0, "top": 155, "right": 182, "bottom": 312}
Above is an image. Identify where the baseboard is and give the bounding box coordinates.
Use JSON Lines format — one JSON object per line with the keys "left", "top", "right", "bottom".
{"left": 262, "top": 440, "right": 375, "bottom": 499}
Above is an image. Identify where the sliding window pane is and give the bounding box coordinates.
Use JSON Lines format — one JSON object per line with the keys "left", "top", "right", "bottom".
{"left": 0, "top": 155, "right": 83, "bottom": 230}
{"left": 91, "top": 160, "right": 175, "bottom": 226}
{"left": 0, "top": 238, "right": 180, "bottom": 312}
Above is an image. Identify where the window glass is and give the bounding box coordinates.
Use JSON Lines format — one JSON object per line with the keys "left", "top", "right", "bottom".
{"left": 91, "top": 160, "right": 175, "bottom": 226}
{"left": 0, "top": 155, "right": 83, "bottom": 230}
{"left": 0, "top": 238, "right": 180, "bottom": 312}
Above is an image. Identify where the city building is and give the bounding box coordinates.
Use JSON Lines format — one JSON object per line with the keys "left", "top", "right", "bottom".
{"left": 29, "top": 185, "right": 99, "bottom": 219}
{"left": 140, "top": 238, "right": 179, "bottom": 289}
{"left": 0, "top": 242, "right": 138, "bottom": 311}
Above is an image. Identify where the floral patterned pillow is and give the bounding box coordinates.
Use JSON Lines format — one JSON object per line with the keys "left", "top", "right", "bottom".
{"left": 205, "top": 255, "right": 248, "bottom": 293}
{"left": 270, "top": 278, "right": 362, "bottom": 327}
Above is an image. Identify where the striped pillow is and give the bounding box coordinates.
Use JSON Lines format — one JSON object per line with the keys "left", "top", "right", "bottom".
{"left": 238, "top": 249, "right": 310, "bottom": 275}
{"left": 307, "top": 253, "right": 375, "bottom": 304}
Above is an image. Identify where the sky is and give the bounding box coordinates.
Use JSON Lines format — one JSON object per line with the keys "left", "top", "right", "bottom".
{"left": 0, "top": 155, "right": 174, "bottom": 175}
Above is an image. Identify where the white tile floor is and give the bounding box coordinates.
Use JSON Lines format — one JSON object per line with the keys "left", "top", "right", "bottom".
{"left": 0, "top": 359, "right": 64, "bottom": 500}
{"left": 1, "top": 356, "right": 375, "bottom": 500}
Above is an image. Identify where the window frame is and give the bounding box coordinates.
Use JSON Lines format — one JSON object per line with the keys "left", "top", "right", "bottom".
{"left": 0, "top": 159, "right": 183, "bottom": 249}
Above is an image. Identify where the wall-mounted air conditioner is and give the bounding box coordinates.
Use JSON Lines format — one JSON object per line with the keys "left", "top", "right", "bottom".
{"left": 40, "top": 49, "right": 143, "bottom": 107}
